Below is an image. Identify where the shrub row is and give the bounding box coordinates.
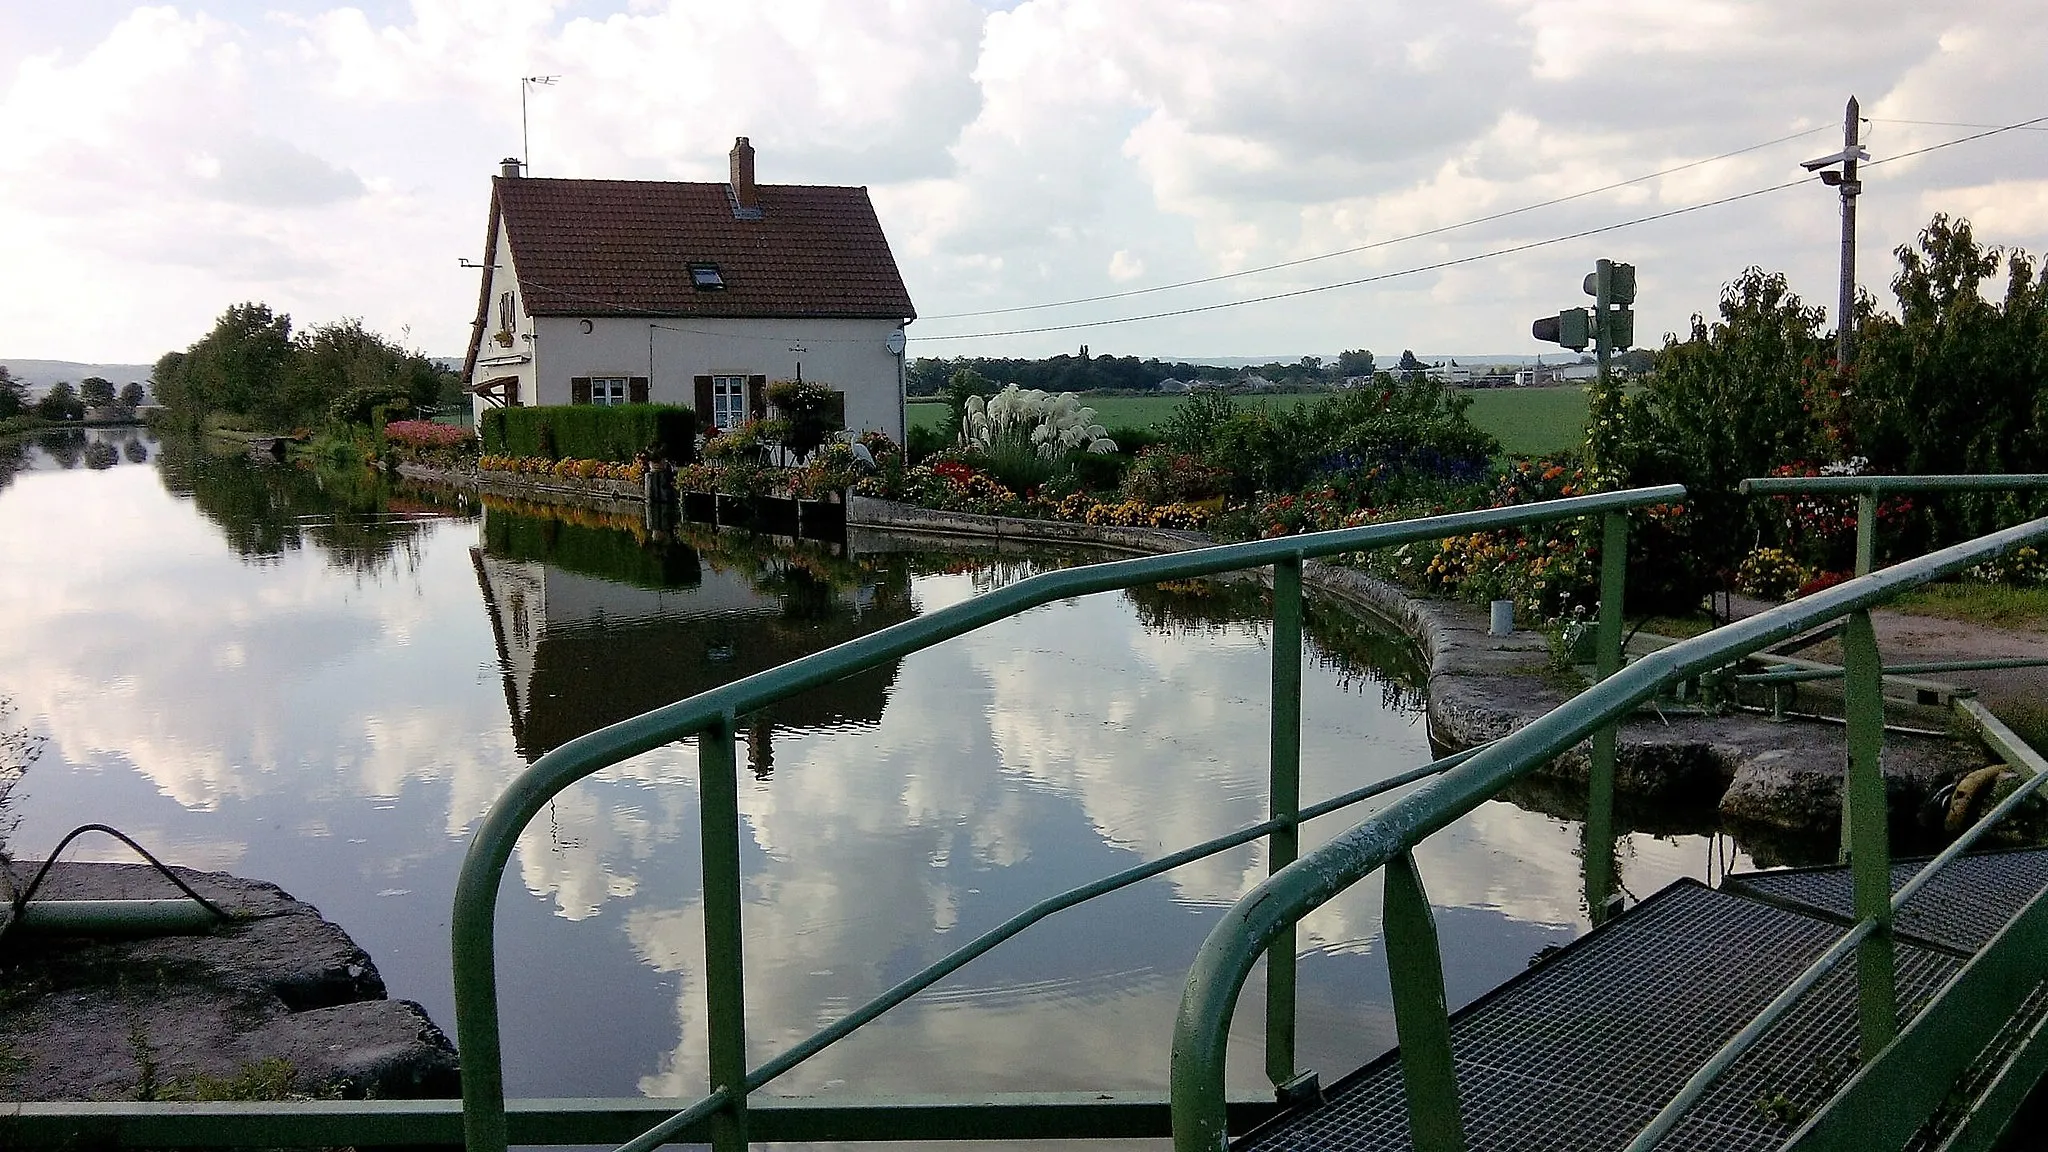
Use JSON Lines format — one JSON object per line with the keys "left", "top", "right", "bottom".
{"left": 481, "top": 405, "right": 695, "bottom": 463}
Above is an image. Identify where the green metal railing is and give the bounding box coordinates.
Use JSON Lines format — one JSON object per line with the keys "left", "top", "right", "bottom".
{"left": 444, "top": 485, "right": 1678, "bottom": 1152}
{"left": 1737, "top": 472, "right": 2048, "bottom": 578}
{"left": 1168, "top": 508, "right": 2048, "bottom": 1152}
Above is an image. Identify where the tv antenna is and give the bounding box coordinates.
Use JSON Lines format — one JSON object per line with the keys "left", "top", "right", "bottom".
{"left": 521, "top": 76, "right": 559, "bottom": 174}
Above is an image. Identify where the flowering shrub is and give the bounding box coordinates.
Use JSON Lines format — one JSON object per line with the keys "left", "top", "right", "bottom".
{"left": 1415, "top": 528, "right": 1598, "bottom": 620}
{"left": 702, "top": 420, "right": 770, "bottom": 463}
{"left": 1795, "top": 570, "right": 1852, "bottom": 599}
{"left": 1041, "top": 495, "right": 1211, "bottom": 530}
{"left": 786, "top": 442, "right": 865, "bottom": 501}
{"left": 384, "top": 421, "right": 475, "bottom": 451}
{"left": 478, "top": 454, "right": 644, "bottom": 483}
{"left": 1763, "top": 459, "right": 1914, "bottom": 571}
{"left": 1737, "top": 547, "right": 1810, "bottom": 601}
{"left": 1121, "top": 447, "right": 1229, "bottom": 505}
{"left": 1967, "top": 544, "right": 2048, "bottom": 587}
{"left": 886, "top": 461, "right": 1028, "bottom": 516}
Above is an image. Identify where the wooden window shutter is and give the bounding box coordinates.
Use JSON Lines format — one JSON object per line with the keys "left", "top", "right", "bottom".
{"left": 693, "top": 375, "right": 714, "bottom": 422}
{"left": 570, "top": 376, "right": 592, "bottom": 405}
{"left": 506, "top": 379, "right": 520, "bottom": 406}
{"left": 748, "top": 374, "right": 767, "bottom": 420}
{"left": 628, "top": 377, "right": 649, "bottom": 404}
{"left": 828, "top": 389, "right": 846, "bottom": 428}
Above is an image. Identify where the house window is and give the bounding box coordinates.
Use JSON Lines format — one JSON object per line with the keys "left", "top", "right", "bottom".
{"left": 711, "top": 375, "right": 747, "bottom": 428}
{"left": 690, "top": 263, "right": 725, "bottom": 291}
{"left": 591, "top": 376, "right": 629, "bottom": 406}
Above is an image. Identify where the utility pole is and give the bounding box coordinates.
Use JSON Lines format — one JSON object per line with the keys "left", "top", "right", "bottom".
{"left": 521, "top": 76, "right": 559, "bottom": 175}
{"left": 1802, "top": 97, "right": 1867, "bottom": 372}
{"left": 1837, "top": 96, "right": 1861, "bottom": 371}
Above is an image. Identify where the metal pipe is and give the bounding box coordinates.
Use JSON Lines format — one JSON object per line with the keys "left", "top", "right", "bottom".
{"left": 1737, "top": 656, "right": 2048, "bottom": 687}
{"left": 1739, "top": 474, "right": 2048, "bottom": 495}
{"left": 10, "top": 899, "right": 221, "bottom": 936}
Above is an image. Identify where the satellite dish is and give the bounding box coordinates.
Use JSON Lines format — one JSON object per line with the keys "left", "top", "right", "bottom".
{"left": 885, "top": 329, "right": 906, "bottom": 355}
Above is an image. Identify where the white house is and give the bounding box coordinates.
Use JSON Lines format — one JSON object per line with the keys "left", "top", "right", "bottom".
{"left": 463, "top": 138, "right": 918, "bottom": 443}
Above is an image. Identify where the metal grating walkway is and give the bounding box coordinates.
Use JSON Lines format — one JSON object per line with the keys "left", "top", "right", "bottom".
{"left": 1235, "top": 848, "right": 2048, "bottom": 1152}
{"left": 1725, "top": 847, "right": 2048, "bottom": 956}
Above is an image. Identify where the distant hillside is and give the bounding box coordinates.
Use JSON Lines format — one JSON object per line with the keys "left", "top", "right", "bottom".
{"left": 1, "top": 359, "right": 155, "bottom": 400}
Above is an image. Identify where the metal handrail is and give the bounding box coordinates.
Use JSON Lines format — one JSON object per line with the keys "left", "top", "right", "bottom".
{"left": 452, "top": 485, "right": 1683, "bottom": 1152}
{"left": 1739, "top": 473, "right": 2048, "bottom": 577}
{"left": 1169, "top": 513, "right": 2048, "bottom": 1152}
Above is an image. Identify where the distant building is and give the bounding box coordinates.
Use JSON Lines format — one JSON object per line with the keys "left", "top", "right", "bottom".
{"left": 1155, "top": 378, "right": 1193, "bottom": 394}
{"left": 462, "top": 138, "right": 917, "bottom": 442}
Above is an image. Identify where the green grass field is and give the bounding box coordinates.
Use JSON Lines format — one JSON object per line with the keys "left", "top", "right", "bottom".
{"left": 908, "top": 386, "right": 1590, "bottom": 458}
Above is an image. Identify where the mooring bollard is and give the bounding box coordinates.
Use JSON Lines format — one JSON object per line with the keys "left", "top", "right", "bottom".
{"left": 1489, "top": 599, "right": 1514, "bottom": 637}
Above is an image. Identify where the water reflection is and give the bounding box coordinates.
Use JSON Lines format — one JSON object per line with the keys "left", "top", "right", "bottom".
{"left": 0, "top": 448, "right": 1782, "bottom": 1125}
{"left": 474, "top": 502, "right": 914, "bottom": 761}
{"left": 153, "top": 437, "right": 472, "bottom": 572}
{"left": 0, "top": 426, "right": 156, "bottom": 492}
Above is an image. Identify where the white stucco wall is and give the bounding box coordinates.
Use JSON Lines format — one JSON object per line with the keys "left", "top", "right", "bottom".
{"left": 468, "top": 214, "right": 539, "bottom": 424}
{"left": 525, "top": 315, "right": 908, "bottom": 443}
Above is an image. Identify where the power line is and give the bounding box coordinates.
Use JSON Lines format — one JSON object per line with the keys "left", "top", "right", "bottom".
{"left": 919, "top": 181, "right": 1809, "bottom": 341}
{"left": 1863, "top": 114, "right": 2048, "bottom": 166}
{"left": 916, "top": 113, "right": 2048, "bottom": 344}
{"left": 1867, "top": 117, "right": 2048, "bottom": 132}
{"left": 920, "top": 126, "right": 1834, "bottom": 321}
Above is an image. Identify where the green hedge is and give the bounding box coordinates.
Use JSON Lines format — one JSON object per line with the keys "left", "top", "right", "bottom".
{"left": 481, "top": 404, "right": 695, "bottom": 462}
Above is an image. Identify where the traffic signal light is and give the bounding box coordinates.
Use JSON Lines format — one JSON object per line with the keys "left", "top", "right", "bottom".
{"left": 1531, "top": 308, "right": 1592, "bottom": 352}
{"left": 1584, "top": 259, "right": 1636, "bottom": 351}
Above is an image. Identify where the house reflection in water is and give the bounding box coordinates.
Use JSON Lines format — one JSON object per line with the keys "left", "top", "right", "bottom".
{"left": 471, "top": 502, "right": 916, "bottom": 766}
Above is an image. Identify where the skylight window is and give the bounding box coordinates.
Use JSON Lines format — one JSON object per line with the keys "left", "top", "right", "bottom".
{"left": 690, "top": 263, "right": 725, "bottom": 291}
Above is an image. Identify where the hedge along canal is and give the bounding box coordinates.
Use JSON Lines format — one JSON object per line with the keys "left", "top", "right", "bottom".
{"left": 1, "top": 434, "right": 1769, "bottom": 1115}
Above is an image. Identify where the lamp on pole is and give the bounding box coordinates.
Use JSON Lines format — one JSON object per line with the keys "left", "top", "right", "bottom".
{"left": 520, "top": 76, "right": 559, "bottom": 175}
{"left": 1801, "top": 97, "right": 1869, "bottom": 372}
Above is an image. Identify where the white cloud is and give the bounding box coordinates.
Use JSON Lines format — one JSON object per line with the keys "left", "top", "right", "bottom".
{"left": 4, "top": 0, "right": 2046, "bottom": 363}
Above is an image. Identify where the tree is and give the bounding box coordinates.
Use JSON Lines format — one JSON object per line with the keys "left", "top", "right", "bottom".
{"left": 0, "top": 366, "right": 25, "bottom": 420}
{"left": 1336, "top": 349, "right": 1375, "bottom": 377}
{"left": 1600, "top": 267, "right": 1831, "bottom": 605}
{"left": 165, "top": 302, "right": 295, "bottom": 426}
{"left": 1852, "top": 214, "right": 2048, "bottom": 543}
{"left": 152, "top": 306, "right": 451, "bottom": 432}
{"left": 118, "top": 381, "right": 146, "bottom": 409}
{"left": 1395, "top": 350, "right": 1426, "bottom": 376}
{"left": 35, "top": 381, "right": 85, "bottom": 422}
{"left": 79, "top": 377, "right": 116, "bottom": 408}
{"left": 290, "top": 317, "right": 445, "bottom": 429}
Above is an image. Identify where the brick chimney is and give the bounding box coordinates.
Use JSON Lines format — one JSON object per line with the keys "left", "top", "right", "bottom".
{"left": 500, "top": 157, "right": 523, "bottom": 179}
{"left": 729, "top": 136, "right": 756, "bottom": 210}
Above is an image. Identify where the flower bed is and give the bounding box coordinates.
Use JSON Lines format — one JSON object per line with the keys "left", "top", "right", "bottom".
{"left": 479, "top": 453, "right": 645, "bottom": 484}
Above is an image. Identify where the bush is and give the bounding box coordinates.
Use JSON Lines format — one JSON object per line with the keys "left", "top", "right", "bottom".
{"left": 1737, "top": 547, "right": 1810, "bottom": 601}
{"left": 481, "top": 404, "right": 694, "bottom": 463}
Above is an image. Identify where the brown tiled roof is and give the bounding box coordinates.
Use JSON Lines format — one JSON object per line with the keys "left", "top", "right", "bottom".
{"left": 494, "top": 176, "right": 915, "bottom": 320}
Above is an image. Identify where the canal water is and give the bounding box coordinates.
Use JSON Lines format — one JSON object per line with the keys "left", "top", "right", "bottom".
{"left": 0, "top": 430, "right": 1759, "bottom": 1129}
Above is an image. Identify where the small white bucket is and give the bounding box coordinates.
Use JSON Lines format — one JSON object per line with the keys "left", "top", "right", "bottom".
{"left": 1488, "top": 600, "right": 1514, "bottom": 637}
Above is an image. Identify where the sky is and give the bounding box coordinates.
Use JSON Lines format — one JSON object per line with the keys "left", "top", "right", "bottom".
{"left": 2, "top": 0, "right": 2045, "bottom": 367}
